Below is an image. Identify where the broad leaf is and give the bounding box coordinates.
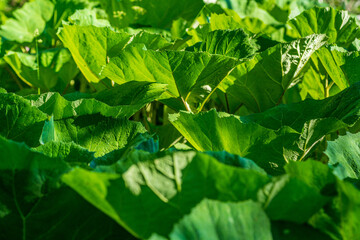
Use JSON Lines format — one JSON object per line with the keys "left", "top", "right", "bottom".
{"left": 168, "top": 199, "right": 272, "bottom": 240}
{"left": 58, "top": 25, "right": 131, "bottom": 83}
{"left": 222, "top": 34, "right": 327, "bottom": 113}
{"left": 35, "top": 141, "right": 95, "bottom": 164}
{"left": 288, "top": 7, "right": 360, "bottom": 47}
{"left": 258, "top": 161, "right": 335, "bottom": 223}
{"left": 103, "top": 46, "right": 240, "bottom": 112}
{"left": 4, "top": 48, "right": 79, "bottom": 92}
{"left": 240, "top": 81, "right": 360, "bottom": 132}
{"left": 62, "top": 151, "right": 269, "bottom": 238}
{"left": 170, "top": 81, "right": 360, "bottom": 172}
{"left": 0, "top": 0, "right": 54, "bottom": 43}
{"left": 40, "top": 114, "right": 147, "bottom": 157}
{"left": 190, "top": 29, "right": 259, "bottom": 59}
{"left": 325, "top": 132, "right": 360, "bottom": 179}
{"left": 169, "top": 109, "right": 302, "bottom": 173}
{"left": 0, "top": 136, "right": 134, "bottom": 240}
{"left": 310, "top": 180, "right": 360, "bottom": 240}
{"left": 0, "top": 92, "right": 47, "bottom": 147}
{"left": 58, "top": 25, "right": 171, "bottom": 83}
{"left": 26, "top": 81, "right": 166, "bottom": 119}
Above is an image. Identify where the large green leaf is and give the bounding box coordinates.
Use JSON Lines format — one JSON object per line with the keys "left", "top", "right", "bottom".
{"left": 222, "top": 34, "right": 327, "bottom": 113}
{"left": 58, "top": 25, "right": 131, "bottom": 83}
{"left": 0, "top": 0, "right": 54, "bottom": 43}
{"left": 62, "top": 151, "right": 269, "bottom": 238}
{"left": 34, "top": 141, "right": 95, "bottom": 165}
{"left": 0, "top": 136, "right": 134, "bottom": 240}
{"left": 40, "top": 114, "right": 147, "bottom": 157}
{"left": 0, "top": 92, "right": 47, "bottom": 147}
{"left": 103, "top": 45, "right": 240, "bottom": 112}
{"left": 170, "top": 80, "right": 360, "bottom": 172}
{"left": 26, "top": 81, "right": 166, "bottom": 119}
{"left": 288, "top": 7, "right": 360, "bottom": 47}
{"left": 310, "top": 180, "right": 360, "bottom": 240}
{"left": 258, "top": 161, "right": 335, "bottom": 223}
{"left": 187, "top": 12, "right": 286, "bottom": 47}
{"left": 297, "top": 46, "right": 349, "bottom": 101}
{"left": 169, "top": 109, "right": 300, "bottom": 173}
{"left": 190, "top": 29, "right": 260, "bottom": 59}
{"left": 341, "top": 51, "right": 360, "bottom": 85}
{"left": 97, "top": 0, "right": 204, "bottom": 29}
{"left": 167, "top": 199, "right": 272, "bottom": 240}
{"left": 58, "top": 25, "right": 171, "bottom": 83}
{"left": 325, "top": 132, "right": 360, "bottom": 180}
{"left": 4, "top": 48, "right": 79, "bottom": 92}
{"left": 240, "top": 81, "right": 360, "bottom": 132}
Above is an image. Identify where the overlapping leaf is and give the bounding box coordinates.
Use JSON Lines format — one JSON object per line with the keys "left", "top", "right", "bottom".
{"left": 170, "top": 82, "right": 360, "bottom": 172}
{"left": 103, "top": 45, "right": 240, "bottom": 111}
{"left": 166, "top": 199, "right": 272, "bottom": 240}
{"left": 190, "top": 29, "right": 260, "bottom": 59}
{"left": 58, "top": 25, "right": 172, "bottom": 83}
{"left": 325, "top": 132, "right": 360, "bottom": 179}
{"left": 62, "top": 151, "right": 269, "bottom": 238}
{"left": 221, "top": 34, "right": 327, "bottom": 113}
{"left": 288, "top": 7, "right": 360, "bottom": 47}
{"left": 4, "top": 48, "right": 79, "bottom": 92}
{"left": 0, "top": 0, "right": 54, "bottom": 43}
{"left": 26, "top": 81, "right": 166, "bottom": 119}
{"left": 0, "top": 136, "right": 134, "bottom": 240}
{"left": 0, "top": 92, "right": 47, "bottom": 146}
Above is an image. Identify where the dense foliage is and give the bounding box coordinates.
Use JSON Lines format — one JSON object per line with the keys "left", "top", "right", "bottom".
{"left": 1, "top": 0, "right": 360, "bottom": 239}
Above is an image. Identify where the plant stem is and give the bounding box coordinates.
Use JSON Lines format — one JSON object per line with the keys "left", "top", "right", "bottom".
{"left": 35, "top": 32, "right": 41, "bottom": 91}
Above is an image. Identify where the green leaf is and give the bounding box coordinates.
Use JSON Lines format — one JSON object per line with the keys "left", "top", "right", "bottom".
{"left": 39, "top": 116, "right": 56, "bottom": 144}
{"left": 187, "top": 12, "right": 286, "bottom": 46}
{"left": 288, "top": 7, "right": 360, "bottom": 47}
{"left": 0, "top": 0, "right": 54, "bottom": 43}
{"left": 258, "top": 161, "right": 335, "bottom": 223}
{"left": 169, "top": 109, "right": 302, "bottom": 173}
{"left": 68, "top": 9, "right": 111, "bottom": 27}
{"left": 40, "top": 114, "right": 147, "bottom": 157}
{"left": 58, "top": 25, "right": 131, "bottom": 83}
{"left": 217, "top": 0, "right": 284, "bottom": 25}
{"left": 325, "top": 132, "right": 360, "bottom": 180}
{"left": 170, "top": 81, "right": 360, "bottom": 172}
{"left": 97, "top": 0, "right": 204, "bottom": 29}
{"left": 222, "top": 34, "right": 327, "bottom": 113}
{"left": 203, "top": 151, "right": 266, "bottom": 174}
{"left": 0, "top": 136, "right": 134, "bottom": 240}
{"left": 240, "top": 81, "right": 360, "bottom": 132}
{"left": 0, "top": 92, "right": 47, "bottom": 147}
{"left": 58, "top": 25, "right": 171, "bottom": 83}
{"left": 310, "top": 180, "right": 360, "bottom": 240}
{"left": 190, "top": 29, "right": 259, "bottom": 59}
{"left": 62, "top": 151, "right": 269, "bottom": 238}
{"left": 168, "top": 199, "right": 272, "bottom": 240}
{"left": 335, "top": 50, "right": 360, "bottom": 85}
{"left": 91, "top": 132, "right": 159, "bottom": 167}
{"left": 0, "top": 135, "right": 69, "bottom": 170}
{"left": 4, "top": 48, "right": 79, "bottom": 92}
{"left": 26, "top": 81, "right": 166, "bottom": 119}
{"left": 34, "top": 141, "right": 95, "bottom": 164}
{"left": 104, "top": 46, "right": 240, "bottom": 111}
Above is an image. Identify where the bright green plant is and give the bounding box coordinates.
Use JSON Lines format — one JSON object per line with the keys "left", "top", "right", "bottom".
{"left": 1, "top": 0, "right": 360, "bottom": 239}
